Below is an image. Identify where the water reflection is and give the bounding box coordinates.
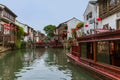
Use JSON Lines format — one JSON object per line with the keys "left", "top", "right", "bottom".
{"left": 0, "top": 49, "right": 101, "bottom": 80}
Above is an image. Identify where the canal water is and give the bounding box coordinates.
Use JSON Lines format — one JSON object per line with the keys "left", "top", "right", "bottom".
{"left": 0, "top": 48, "right": 102, "bottom": 80}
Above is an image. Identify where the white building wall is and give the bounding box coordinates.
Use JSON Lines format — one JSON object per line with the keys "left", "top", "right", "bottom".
{"left": 24, "top": 25, "right": 28, "bottom": 33}
{"left": 24, "top": 36, "right": 28, "bottom": 42}
{"left": 28, "top": 28, "right": 33, "bottom": 41}
{"left": 66, "top": 18, "right": 81, "bottom": 39}
{"left": 15, "top": 20, "right": 25, "bottom": 29}
{"left": 83, "top": 3, "right": 97, "bottom": 35}
{"left": 36, "top": 32, "right": 39, "bottom": 42}
{"left": 24, "top": 25, "right": 28, "bottom": 42}
{"left": 99, "top": 14, "right": 116, "bottom": 29}
{"left": 76, "top": 27, "right": 84, "bottom": 37}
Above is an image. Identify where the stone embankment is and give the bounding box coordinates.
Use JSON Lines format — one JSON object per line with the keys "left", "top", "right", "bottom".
{"left": 0, "top": 47, "right": 10, "bottom": 53}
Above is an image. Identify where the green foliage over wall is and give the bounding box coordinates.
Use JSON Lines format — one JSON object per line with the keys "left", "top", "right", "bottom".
{"left": 17, "top": 26, "right": 24, "bottom": 39}
{"left": 76, "top": 22, "right": 83, "bottom": 28}
{"left": 16, "top": 40, "right": 21, "bottom": 49}
{"left": 15, "top": 26, "right": 24, "bottom": 49}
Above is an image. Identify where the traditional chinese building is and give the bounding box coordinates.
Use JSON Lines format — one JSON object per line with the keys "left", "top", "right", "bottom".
{"left": 0, "top": 4, "right": 17, "bottom": 47}
{"left": 98, "top": 0, "right": 120, "bottom": 30}
{"left": 83, "top": 0, "right": 98, "bottom": 35}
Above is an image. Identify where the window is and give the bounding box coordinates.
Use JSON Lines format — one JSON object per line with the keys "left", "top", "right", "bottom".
{"left": 89, "top": 12, "right": 92, "bottom": 18}
{"left": 86, "top": 12, "right": 92, "bottom": 20}
{"left": 102, "top": 0, "right": 107, "bottom": 9}
{"left": 86, "top": 15, "right": 89, "bottom": 20}
{"left": 81, "top": 43, "right": 87, "bottom": 58}
{"left": 3, "top": 10, "right": 7, "bottom": 17}
{"left": 10, "top": 15, "right": 14, "bottom": 21}
{"left": 110, "top": 0, "right": 116, "bottom": 5}
{"left": 117, "top": 19, "right": 120, "bottom": 29}
{"left": 103, "top": 24, "right": 109, "bottom": 29}
{"left": 97, "top": 42, "right": 109, "bottom": 53}
{"left": 109, "top": 0, "right": 120, "bottom": 6}
{"left": 97, "top": 41, "right": 110, "bottom": 64}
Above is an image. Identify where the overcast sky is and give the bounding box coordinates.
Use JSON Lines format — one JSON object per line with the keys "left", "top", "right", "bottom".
{"left": 0, "top": 0, "right": 89, "bottom": 33}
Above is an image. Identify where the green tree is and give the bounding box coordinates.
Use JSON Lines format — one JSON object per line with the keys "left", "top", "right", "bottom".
{"left": 76, "top": 22, "right": 83, "bottom": 28}
{"left": 15, "top": 26, "right": 24, "bottom": 49}
{"left": 16, "top": 26, "right": 24, "bottom": 39}
{"left": 43, "top": 25, "right": 56, "bottom": 38}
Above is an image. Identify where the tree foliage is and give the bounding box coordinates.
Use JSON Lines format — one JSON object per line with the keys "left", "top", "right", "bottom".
{"left": 15, "top": 26, "right": 24, "bottom": 49}
{"left": 43, "top": 25, "right": 56, "bottom": 37}
{"left": 17, "top": 26, "right": 24, "bottom": 39}
{"left": 76, "top": 22, "right": 83, "bottom": 28}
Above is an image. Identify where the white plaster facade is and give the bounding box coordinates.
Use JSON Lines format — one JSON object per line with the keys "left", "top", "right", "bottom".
{"left": 99, "top": 12, "right": 120, "bottom": 30}
{"left": 15, "top": 20, "right": 26, "bottom": 40}
{"left": 66, "top": 17, "right": 83, "bottom": 39}
{"left": 24, "top": 24, "right": 29, "bottom": 42}
{"left": 83, "top": 1, "right": 98, "bottom": 35}
{"left": 15, "top": 20, "right": 34, "bottom": 42}
{"left": 84, "top": 0, "right": 120, "bottom": 33}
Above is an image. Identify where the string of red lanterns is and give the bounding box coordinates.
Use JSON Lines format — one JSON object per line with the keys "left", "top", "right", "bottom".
{"left": 3, "top": 23, "right": 19, "bottom": 32}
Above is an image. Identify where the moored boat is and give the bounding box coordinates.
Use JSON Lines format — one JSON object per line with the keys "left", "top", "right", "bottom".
{"left": 67, "top": 29, "right": 120, "bottom": 80}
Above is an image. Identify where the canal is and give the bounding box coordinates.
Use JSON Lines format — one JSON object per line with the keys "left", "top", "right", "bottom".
{"left": 0, "top": 48, "right": 102, "bottom": 80}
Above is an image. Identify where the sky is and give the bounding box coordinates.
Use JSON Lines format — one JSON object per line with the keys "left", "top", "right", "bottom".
{"left": 0, "top": 0, "right": 89, "bottom": 33}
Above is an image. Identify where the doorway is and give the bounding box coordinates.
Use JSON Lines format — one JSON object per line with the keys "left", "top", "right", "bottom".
{"left": 117, "top": 19, "right": 120, "bottom": 29}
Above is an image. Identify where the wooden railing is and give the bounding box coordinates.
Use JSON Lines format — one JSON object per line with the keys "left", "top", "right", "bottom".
{"left": 80, "top": 58, "right": 120, "bottom": 79}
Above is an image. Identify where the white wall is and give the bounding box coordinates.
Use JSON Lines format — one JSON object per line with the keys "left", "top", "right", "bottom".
{"left": 76, "top": 27, "right": 84, "bottom": 37}
{"left": 66, "top": 18, "right": 81, "bottom": 39}
{"left": 83, "top": 3, "right": 97, "bottom": 35}
{"left": 99, "top": 14, "right": 116, "bottom": 29}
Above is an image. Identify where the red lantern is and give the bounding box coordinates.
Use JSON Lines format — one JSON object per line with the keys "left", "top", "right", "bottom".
{"left": 3, "top": 23, "right": 10, "bottom": 27}
{"left": 3, "top": 24, "right": 7, "bottom": 27}
{"left": 75, "top": 27, "right": 79, "bottom": 30}
{"left": 7, "top": 24, "right": 10, "bottom": 27}
{"left": 96, "top": 17, "right": 102, "bottom": 21}
{"left": 5, "top": 27, "right": 10, "bottom": 30}
{"left": 14, "top": 26, "right": 16, "bottom": 29}
{"left": 85, "top": 24, "right": 88, "bottom": 27}
{"left": 72, "top": 29, "right": 75, "bottom": 32}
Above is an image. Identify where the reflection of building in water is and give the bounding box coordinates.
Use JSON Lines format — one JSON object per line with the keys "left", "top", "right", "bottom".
{"left": 23, "top": 50, "right": 35, "bottom": 66}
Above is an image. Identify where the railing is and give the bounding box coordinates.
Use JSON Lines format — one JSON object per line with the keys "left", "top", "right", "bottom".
{"left": 80, "top": 58, "right": 120, "bottom": 79}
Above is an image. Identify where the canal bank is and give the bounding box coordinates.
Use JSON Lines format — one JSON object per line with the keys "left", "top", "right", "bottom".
{"left": 0, "top": 47, "right": 11, "bottom": 53}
